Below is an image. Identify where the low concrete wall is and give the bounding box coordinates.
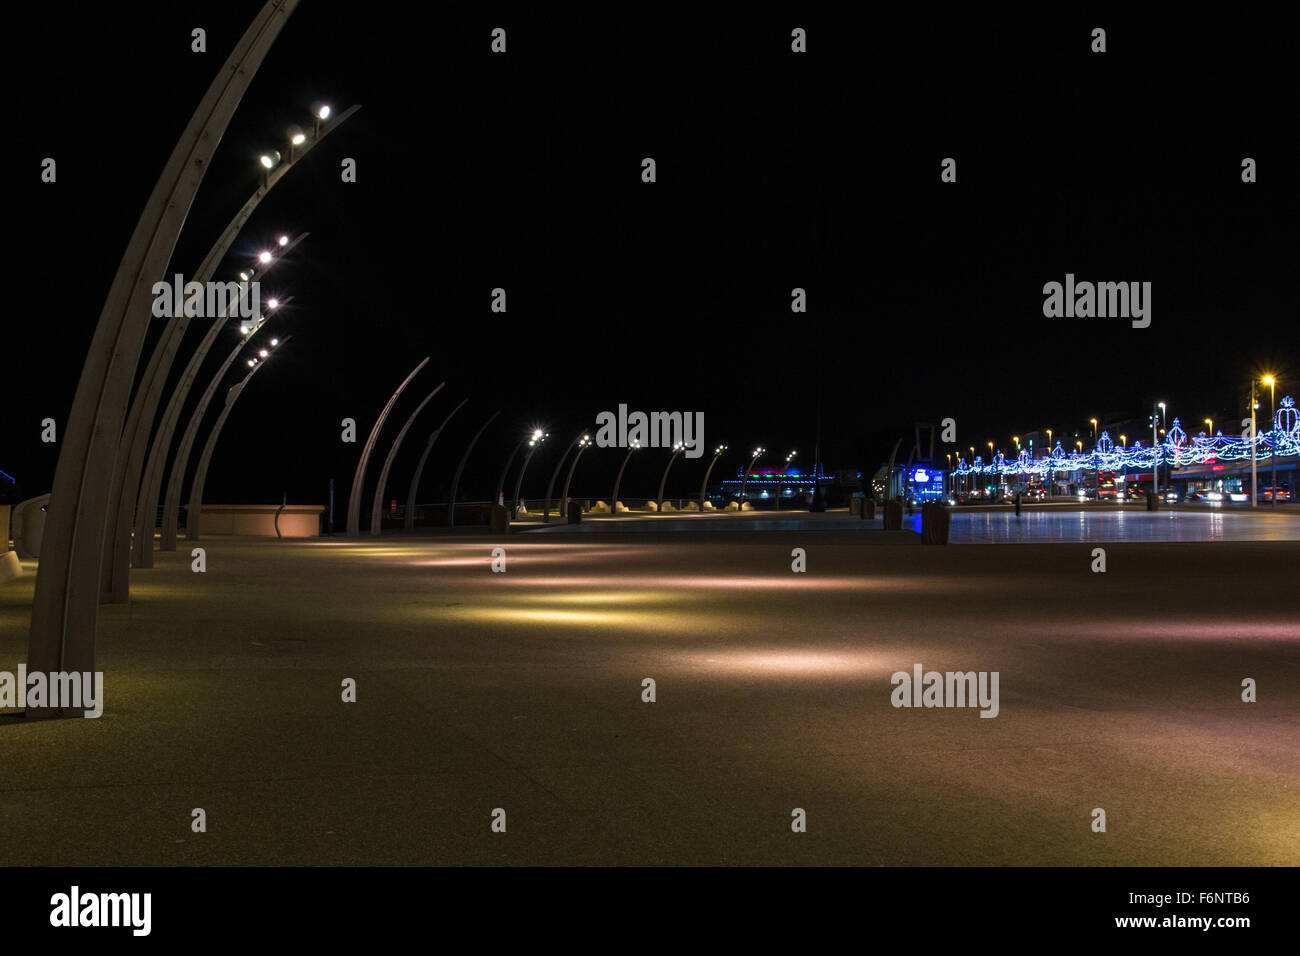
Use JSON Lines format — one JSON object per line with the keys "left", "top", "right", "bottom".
{"left": 199, "top": 505, "right": 324, "bottom": 537}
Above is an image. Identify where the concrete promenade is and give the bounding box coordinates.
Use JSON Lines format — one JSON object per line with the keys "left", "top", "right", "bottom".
{"left": 2, "top": 512, "right": 1297, "bottom": 865}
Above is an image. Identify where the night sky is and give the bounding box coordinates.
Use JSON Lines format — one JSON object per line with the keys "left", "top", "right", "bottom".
{"left": 7, "top": 3, "right": 1296, "bottom": 509}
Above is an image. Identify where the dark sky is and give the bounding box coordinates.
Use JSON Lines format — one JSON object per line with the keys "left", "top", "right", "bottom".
{"left": 6, "top": 2, "right": 1296, "bottom": 508}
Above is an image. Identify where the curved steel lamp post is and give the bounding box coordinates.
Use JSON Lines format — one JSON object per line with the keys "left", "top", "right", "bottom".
{"left": 117, "top": 104, "right": 359, "bottom": 592}
{"left": 144, "top": 257, "right": 299, "bottom": 556}
{"left": 543, "top": 429, "right": 588, "bottom": 522}
{"left": 697, "top": 444, "right": 727, "bottom": 511}
{"left": 368, "top": 383, "right": 445, "bottom": 535}
{"left": 511, "top": 430, "right": 547, "bottom": 518}
{"left": 558, "top": 435, "right": 592, "bottom": 517}
{"left": 404, "top": 397, "right": 468, "bottom": 530}
{"left": 448, "top": 412, "right": 501, "bottom": 528}
{"left": 28, "top": 0, "right": 301, "bottom": 709}
{"left": 109, "top": 39, "right": 342, "bottom": 603}
{"left": 609, "top": 441, "right": 640, "bottom": 514}
{"left": 737, "top": 447, "right": 766, "bottom": 508}
{"left": 656, "top": 442, "right": 686, "bottom": 510}
{"left": 114, "top": 106, "right": 357, "bottom": 594}
{"left": 151, "top": 106, "right": 360, "bottom": 560}
{"left": 346, "top": 358, "right": 430, "bottom": 536}
{"left": 156, "top": 290, "right": 295, "bottom": 554}
{"left": 188, "top": 337, "right": 292, "bottom": 540}
{"left": 493, "top": 433, "right": 530, "bottom": 513}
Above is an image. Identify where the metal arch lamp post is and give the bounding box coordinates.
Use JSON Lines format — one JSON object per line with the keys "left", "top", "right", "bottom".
{"left": 156, "top": 285, "right": 297, "bottom": 556}
{"left": 149, "top": 106, "right": 359, "bottom": 560}
{"left": 142, "top": 103, "right": 359, "bottom": 565}
{"left": 145, "top": 234, "right": 309, "bottom": 561}
{"left": 543, "top": 429, "right": 588, "bottom": 523}
{"left": 558, "top": 435, "right": 592, "bottom": 518}
{"left": 346, "top": 358, "right": 430, "bottom": 536}
{"left": 511, "top": 430, "right": 547, "bottom": 518}
{"left": 27, "top": 0, "right": 301, "bottom": 709}
{"left": 493, "top": 435, "right": 529, "bottom": 512}
{"left": 448, "top": 411, "right": 501, "bottom": 528}
{"left": 115, "top": 105, "right": 359, "bottom": 595}
{"left": 697, "top": 444, "right": 727, "bottom": 511}
{"left": 404, "top": 397, "right": 469, "bottom": 531}
{"left": 368, "top": 383, "right": 446, "bottom": 535}
{"left": 737, "top": 447, "right": 765, "bottom": 510}
{"left": 609, "top": 441, "right": 640, "bottom": 514}
{"left": 188, "top": 338, "right": 292, "bottom": 540}
{"left": 655, "top": 442, "right": 685, "bottom": 512}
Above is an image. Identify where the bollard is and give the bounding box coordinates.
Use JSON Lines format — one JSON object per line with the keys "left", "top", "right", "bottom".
{"left": 567, "top": 499, "right": 582, "bottom": 524}
{"left": 850, "top": 497, "right": 862, "bottom": 517}
{"left": 883, "top": 499, "right": 903, "bottom": 531}
{"left": 490, "top": 503, "right": 509, "bottom": 534}
{"left": 1015, "top": 492, "right": 1022, "bottom": 517}
{"left": 1145, "top": 489, "right": 1159, "bottom": 511}
{"left": 865, "top": 498, "right": 877, "bottom": 520}
{"left": 921, "top": 501, "right": 951, "bottom": 544}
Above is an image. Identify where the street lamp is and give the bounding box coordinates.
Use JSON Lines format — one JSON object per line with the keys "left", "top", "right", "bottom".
{"left": 656, "top": 442, "right": 687, "bottom": 512}
{"left": 1204, "top": 417, "right": 1213, "bottom": 435}
{"left": 737, "top": 447, "right": 765, "bottom": 510}
{"left": 189, "top": 335, "right": 292, "bottom": 542}
{"left": 1120, "top": 434, "right": 1126, "bottom": 447}
{"left": 544, "top": 429, "right": 589, "bottom": 522}
{"left": 610, "top": 440, "right": 640, "bottom": 514}
{"left": 510, "top": 429, "right": 547, "bottom": 518}
{"left": 697, "top": 444, "right": 727, "bottom": 512}
{"left": 558, "top": 435, "right": 592, "bottom": 518}
{"left": 1263, "top": 375, "right": 1277, "bottom": 509}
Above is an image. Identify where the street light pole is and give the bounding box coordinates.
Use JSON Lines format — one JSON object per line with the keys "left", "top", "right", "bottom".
{"left": 656, "top": 442, "right": 686, "bottom": 511}
{"left": 610, "top": 442, "right": 639, "bottom": 514}
{"left": 404, "top": 398, "right": 469, "bottom": 531}
{"left": 131, "top": 103, "right": 359, "bottom": 575}
{"left": 157, "top": 286, "right": 297, "bottom": 555}
{"left": 558, "top": 435, "right": 592, "bottom": 518}
{"left": 737, "top": 448, "right": 765, "bottom": 510}
{"left": 697, "top": 444, "right": 727, "bottom": 511}
{"left": 189, "top": 337, "right": 292, "bottom": 541}
{"left": 1264, "top": 376, "right": 1277, "bottom": 509}
{"left": 544, "top": 429, "right": 587, "bottom": 522}
{"left": 1250, "top": 380, "right": 1258, "bottom": 508}
{"left": 511, "top": 430, "right": 547, "bottom": 518}
{"left": 447, "top": 411, "right": 500, "bottom": 529}
{"left": 368, "top": 384, "right": 446, "bottom": 535}
{"left": 346, "top": 358, "right": 431, "bottom": 536}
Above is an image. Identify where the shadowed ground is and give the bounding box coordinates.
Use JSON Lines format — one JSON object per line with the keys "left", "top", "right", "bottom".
{"left": 1, "top": 514, "right": 1297, "bottom": 865}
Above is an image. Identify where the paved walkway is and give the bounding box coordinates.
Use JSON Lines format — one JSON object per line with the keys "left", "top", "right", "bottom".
{"left": 2, "top": 533, "right": 1298, "bottom": 865}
